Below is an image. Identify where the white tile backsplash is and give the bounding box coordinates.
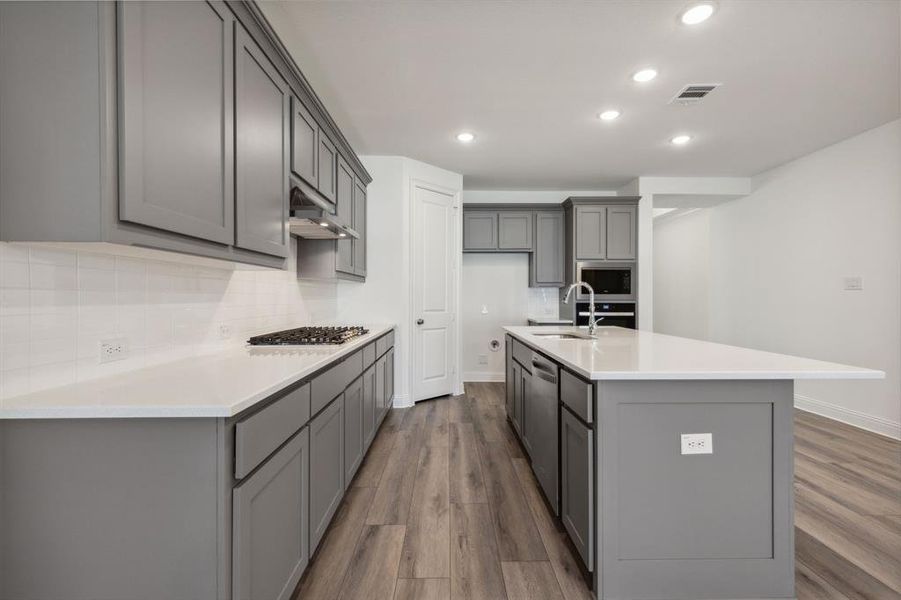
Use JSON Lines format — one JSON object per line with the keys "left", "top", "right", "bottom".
{"left": 0, "top": 241, "right": 339, "bottom": 399}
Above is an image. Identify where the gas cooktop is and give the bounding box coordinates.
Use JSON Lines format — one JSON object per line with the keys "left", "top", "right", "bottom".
{"left": 247, "top": 326, "right": 369, "bottom": 346}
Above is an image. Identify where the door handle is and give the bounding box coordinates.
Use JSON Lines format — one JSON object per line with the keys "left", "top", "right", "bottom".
{"left": 416, "top": 318, "right": 424, "bottom": 325}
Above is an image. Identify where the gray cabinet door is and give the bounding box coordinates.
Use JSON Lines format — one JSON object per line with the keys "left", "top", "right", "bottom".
{"left": 575, "top": 205, "right": 606, "bottom": 260}
{"left": 511, "top": 361, "right": 522, "bottom": 435}
{"left": 353, "top": 179, "right": 367, "bottom": 277}
{"left": 519, "top": 367, "right": 533, "bottom": 454}
{"left": 363, "top": 365, "right": 376, "bottom": 448}
{"left": 385, "top": 348, "right": 395, "bottom": 412}
{"left": 606, "top": 205, "right": 637, "bottom": 260}
{"left": 344, "top": 377, "right": 364, "bottom": 483}
{"left": 336, "top": 155, "right": 355, "bottom": 274}
{"left": 317, "top": 134, "right": 337, "bottom": 204}
{"left": 235, "top": 24, "right": 289, "bottom": 258}
{"left": 118, "top": 1, "right": 235, "bottom": 245}
{"left": 463, "top": 212, "right": 498, "bottom": 250}
{"left": 505, "top": 338, "right": 515, "bottom": 418}
{"left": 375, "top": 355, "right": 387, "bottom": 422}
{"left": 233, "top": 427, "right": 309, "bottom": 600}
{"left": 531, "top": 211, "right": 564, "bottom": 286}
{"left": 309, "top": 397, "right": 344, "bottom": 552}
{"left": 560, "top": 408, "right": 593, "bottom": 570}
{"left": 291, "top": 96, "right": 318, "bottom": 187}
{"left": 498, "top": 211, "right": 533, "bottom": 250}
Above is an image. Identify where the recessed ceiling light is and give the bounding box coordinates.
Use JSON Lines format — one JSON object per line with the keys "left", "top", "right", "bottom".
{"left": 680, "top": 2, "right": 716, "bottom": 25}
{"left": 319, "top": 222, "right": 329, "bottom": 227}
{"left": 632, "top": 68, "right": 658, "bottom": 83}
{"left": 338, "top": 232, "right": 347, "bottom": 237}
{"left": 670, "top": 134, "right": 692, "bottom": 145}
{"left": 598, "top": 110, "right": 621, "bottom": 121}
{"left": 456, "top": 132, "right": 475, "bottom": 143}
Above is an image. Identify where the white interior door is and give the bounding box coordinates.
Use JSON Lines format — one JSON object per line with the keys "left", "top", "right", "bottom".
{"left": 411, "top": 180, "right": 458, "bottom": 402}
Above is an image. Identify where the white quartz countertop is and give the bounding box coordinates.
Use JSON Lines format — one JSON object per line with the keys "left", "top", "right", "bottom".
{"left": 0, "top": 325, "right": 395, "bottom": 419}
{"left": 527, "top": 317, "right": 574, "bottom": 324}
{"left": 504, "top": 326, "right": 885, "bottom": 381}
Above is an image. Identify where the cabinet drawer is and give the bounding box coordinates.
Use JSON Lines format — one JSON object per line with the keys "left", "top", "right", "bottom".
{"left": 235, "top": 383, "right": 310, "bottom": 479}
{"left": 560, "top": 369, "right": 593, "bottom": 423}
{"left": 511, "top": 336, "right": 532, "bottom": 372}
{"left": 311, "top": 351, "right": 363, "bottom": 415}
{"left": 362, "top": 342, "right": 376, "bottom": 369}
{"left": 375, "top": 330, "right": 395, "bottom": 357}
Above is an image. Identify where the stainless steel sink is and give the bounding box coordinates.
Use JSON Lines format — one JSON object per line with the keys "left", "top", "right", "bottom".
{"left": 531, "top": 333, "right": 592, "bottom": 340}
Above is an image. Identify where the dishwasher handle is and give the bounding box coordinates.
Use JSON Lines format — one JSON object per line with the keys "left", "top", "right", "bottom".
{"left": 531, "top": 355, "right": 558, "bottom": 383}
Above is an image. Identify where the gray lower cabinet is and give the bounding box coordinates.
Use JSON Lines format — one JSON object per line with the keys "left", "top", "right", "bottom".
{"left": 375, "top": 354, "right": 387, "bottom": 421}
{"left": 510, "top": 360, "right": 522, "bottom": 434}
{"left": 520, "top": 366, "right": 534, "bottom": 455}
{"left": 291, "top": 96, "right": 318, "bottom": 188}
{"left": 309, "top": 397, "right": 344, "bottom": 552}
{"left": 362, "top": 364, "right": 377, "bottom": 448}
{"left": 531, "top": 210, "right": 564, "bottom": 286}
{"left": 505, "top": 337, "right": 515, "bottom": 417}
{"left": 575, "top": 205, "right": 607, "bottom": 260}
{"left": 498, "top": 211, "right": 533, "bottom": 250}
{"left": 385, "top": 348, "right": 395, "bottom": 412}
{"left": 235, "top": 23, "right": 289, "bottom": 258}
{"left": 463, "top": 211, "right": 498, "bottom": 250}
{"left": 118, "top": 0, "right": 235, "bottom": 246}
{"left": 344, "top": 377, "right": 364, "bottom": 483}
{"left": 560, "top": 407, "right": 594, "bottom": 570}
{"left": 233, "top": 426, "right": 310, "bottom": 600}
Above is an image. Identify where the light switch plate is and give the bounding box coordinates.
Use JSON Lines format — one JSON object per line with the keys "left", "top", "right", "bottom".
{"left": 843, "top": 276, "right": 863, "bottom": 291}
{"left": 681, "top": 433, "right": 713, "bottom": 455}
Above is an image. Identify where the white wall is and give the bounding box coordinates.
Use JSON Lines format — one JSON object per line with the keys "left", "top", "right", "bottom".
{"left": 652, "top": 120, "right": 900, "bottom": 438}
{"left": 461, "top": 253, "right": 559, "bottom": 381}
{"left": 0, "top": 240, "right": 339, "bottom": 400}
{"left": 653, "top": 209, "right": 711, "bottom": 340}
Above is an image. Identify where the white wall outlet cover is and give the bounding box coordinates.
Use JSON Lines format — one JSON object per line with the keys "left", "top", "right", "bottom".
{"left": 481, "top": 305, "right": 489, "bottom": 314}
{"left": 843, "top": 276, "right": 863, "bottom": 291}
{"left": 680, "top": 433, "right": 713, "bottom": 455}
{"left": 478, "top": 354, "right": 488, "bottom": 365}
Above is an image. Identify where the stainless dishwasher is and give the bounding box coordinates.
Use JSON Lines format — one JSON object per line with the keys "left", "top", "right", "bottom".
{"left": 529, "top": 351, "right": 560, "bottom": 514}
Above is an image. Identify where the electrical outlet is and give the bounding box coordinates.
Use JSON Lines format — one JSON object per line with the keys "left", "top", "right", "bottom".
{"left": 99, "top": 337, "right": 129, "bottom": 363}
{"left": 218, "top": 324, "right": 232, "bottom": 340}
{"left": 843, "top": 276, "right": 863, "bottom": 291}
{"left": 478, "top": 354, "right": 488, "bottom": 365}
{"left": 680, "top": 433, "right": 713, "bottom": 455}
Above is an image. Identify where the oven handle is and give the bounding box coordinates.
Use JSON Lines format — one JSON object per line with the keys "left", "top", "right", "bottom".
{"left": 578, "top": 312, "right": 635, "bottom": 317}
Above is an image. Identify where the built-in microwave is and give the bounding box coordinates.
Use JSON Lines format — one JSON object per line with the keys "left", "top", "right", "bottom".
{"left": 574, "top": 262, "right": 635, "bottom": 301}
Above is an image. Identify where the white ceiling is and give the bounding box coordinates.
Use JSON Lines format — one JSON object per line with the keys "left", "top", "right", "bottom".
{"left": 262, "top": 0, "right": 900, "bottom": 190}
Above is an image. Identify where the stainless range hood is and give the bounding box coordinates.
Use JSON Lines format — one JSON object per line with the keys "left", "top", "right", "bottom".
{"left": 288, "top": 178, "right": 359, "bottom": 240}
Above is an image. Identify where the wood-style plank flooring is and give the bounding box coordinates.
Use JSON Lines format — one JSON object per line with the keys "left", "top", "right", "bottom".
{"left": 294, "top": 382, "right": 901, "bottom": 600}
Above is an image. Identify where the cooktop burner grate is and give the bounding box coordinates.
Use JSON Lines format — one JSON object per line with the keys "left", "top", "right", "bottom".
{"left": 247, "top": 326, "right": 369, "bottom": 346}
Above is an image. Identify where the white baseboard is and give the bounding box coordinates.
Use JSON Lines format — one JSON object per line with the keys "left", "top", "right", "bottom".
{"left": 794, "top": 393, "right": 901, "bottom": 440}
{"left": 391, "top": 394, "right": 414, "bottom": 409}
{"left": 462, "top": 371, "right": 505, "bottom": 383}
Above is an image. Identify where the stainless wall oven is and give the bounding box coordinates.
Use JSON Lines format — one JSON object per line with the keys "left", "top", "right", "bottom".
{"left": 574, "top": 262, "right": 635, "bottom": 301}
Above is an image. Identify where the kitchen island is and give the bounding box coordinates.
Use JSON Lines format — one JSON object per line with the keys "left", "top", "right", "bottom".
{"left": 503, "top": 325, "right": 883, "bottom": 600}
{"left": 0, "top": 325, "right": 395, "bottom": 600}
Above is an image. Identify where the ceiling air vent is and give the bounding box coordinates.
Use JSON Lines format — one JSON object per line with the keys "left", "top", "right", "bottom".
{"left": 669, "top": 83, "right": 720, "bottom": 105}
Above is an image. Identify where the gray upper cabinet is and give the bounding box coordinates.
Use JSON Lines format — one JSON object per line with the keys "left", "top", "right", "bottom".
{"left": 531, "top": 211, "right": 564, "bottom": 286}
{"left": 463, "top": 211, "right": 498, "bottom": 250}
{"left": 235, "top": 24, "right": 290, "bottom": 258}
{"left": 498, "top": 211, "right": 533, "bottom": 250}
{"left": 118, "top": 1, "right": 235, "bottom": 245}
{"left": 344, "top": 377, "right": 364, "bottom": 483}
{"left": 560, "top": 407, "right": 594, "bottom": 570}
{"left": 309, "top": 397, "right": 344, "bottom": 552}
{"left": 290, "top": 96, "right": 318, "bottom": 188}
{"left": 575, "top": 205, "right": 607, "bottom": 260}
{"left": 353, "top": 179, "right": 367, "bottom": 277}
{"left": 336, "top": 155, "right": 355, "bottom": 274}
{"left": 606, "top": 205, "right": 637, "bottom": 260}
{"left": 317, "top": 134, "right": 338, "bottom": 204}
{"left": 233, "top": 427, "right": 310, "bottom": 600}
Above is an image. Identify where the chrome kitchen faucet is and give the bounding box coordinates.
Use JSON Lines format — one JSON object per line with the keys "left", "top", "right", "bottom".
{"left": 563, "top": 281, "right": 601, "bottom": 335}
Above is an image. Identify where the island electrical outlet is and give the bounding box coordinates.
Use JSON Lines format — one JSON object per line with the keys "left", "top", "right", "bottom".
{"left": 681, "top": 433, "right": 713, "bottom": 455}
